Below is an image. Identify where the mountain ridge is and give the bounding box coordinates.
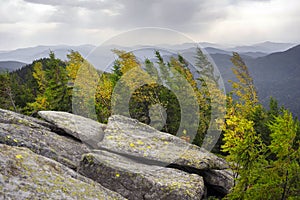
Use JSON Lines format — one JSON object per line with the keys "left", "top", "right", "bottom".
{"left": 0, "top": 41, "right": 295, "bottom": 65}
{"left": 0, "top": 61, "right": 27, "bottom": 72}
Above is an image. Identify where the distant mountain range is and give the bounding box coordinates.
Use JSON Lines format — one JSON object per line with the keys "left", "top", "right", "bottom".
{"left": 0, "top": 44, "right": 95, "bottom": 64}
{"left": 210, "top": 44, "right": 300, "bottom": 118}
{"left": 0, "top": 41, "right": 295, "bottom": 64}
{"left": 226, "top": 41, "right": 296, "bottom": 54}
{"left": 0, "top": 42, "right": 299, "bottom": 118}
{"left": 0, "top": 61, "right": 26, "bottom": 72}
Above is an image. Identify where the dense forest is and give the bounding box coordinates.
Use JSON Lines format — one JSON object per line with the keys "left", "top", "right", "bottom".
{"left": 0, "top": 48, "right": 299, "bottom": 199}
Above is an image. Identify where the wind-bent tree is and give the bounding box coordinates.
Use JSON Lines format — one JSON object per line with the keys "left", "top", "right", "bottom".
{"left": 223, "top": 52, "right": 300, "bottom": 199}
{"left": 222, "top": 52, "right": 265, "bottom": 199}
{"left": 194, "top": 47, "right": 226, "bottom": 151}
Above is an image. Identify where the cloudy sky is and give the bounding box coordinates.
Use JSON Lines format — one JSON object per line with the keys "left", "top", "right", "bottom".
{"left": 1, "top": 0, "right": 299, "bottom": 50}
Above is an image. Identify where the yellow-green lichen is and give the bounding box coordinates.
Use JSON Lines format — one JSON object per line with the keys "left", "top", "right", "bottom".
{"left": 129, "top": 143, "right": 135, "bottom": 148}
{"left": 84, "top": 154, "right": 95, "bottom": 164}
{"left": 136, "top": 140, "right": 144, "bottom": 145}
{"left": 15, "top": 154, "right": 23, "bottom": 159}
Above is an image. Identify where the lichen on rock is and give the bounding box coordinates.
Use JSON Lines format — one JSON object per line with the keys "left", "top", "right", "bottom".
{"left": 0, "top": 109, "right": 234, "bottom": 199}
{"left": 79, "top": 150, "right": 205, "bottom": 200}
{"left": 38, "top": 111, "right": 106, "bottom": 148}
{"left": 0, "top": 144, "right": 125, "bottom": 200}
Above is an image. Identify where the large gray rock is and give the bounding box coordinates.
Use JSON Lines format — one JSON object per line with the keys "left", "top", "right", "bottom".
{"left": 38, "top": 111, "right": 106, "bottom": 148}
{"left": 0, "top": 108, "right": 56, "bottom": 130}
{"left": 0, "top": 144, "right": 126, "bottom": 200}
{"left": 100, "top": 115, "right": 227, "bottom": 169}
{"left": 0, "top": 109, "right": 233, "bottom": 199}
{"left": 98, "top": 115, "right": 233, "bottom": 196}
{"left": 79, "top": 150, "right": 205, "bottom": 200}
{"left": 0, "top": 109, "right": 89, "bottom": 170}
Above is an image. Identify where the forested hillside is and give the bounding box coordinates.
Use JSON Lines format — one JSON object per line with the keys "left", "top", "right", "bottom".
{"left": 0, "top": 61, "right": 26, "bottom": 72}
{"left": 0, "top": 48, "right": 299, "bottom": 199}
{"left": 210, "top": 44, "right": 300, "bottom": 118}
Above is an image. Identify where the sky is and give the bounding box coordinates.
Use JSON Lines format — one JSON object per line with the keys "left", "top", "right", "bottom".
{"left": 0, "top": 0, "right": 300, "bottom": 50}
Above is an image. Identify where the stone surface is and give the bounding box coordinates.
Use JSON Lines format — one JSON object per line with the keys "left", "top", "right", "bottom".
{"left": 0, "top": 109, "right": 234, "bottom": 199}
{"left": 98, "top": 115, "right": 232, "bottom": 195}
{"left": 100, "top": 115, "right": 227, "bottom": 170}
{"left": 0, "top": 144, "right": 126, "bottom": 200}
{"left": 0, "top": 108, "right": 55, "bottom": 130}
{"left": 79, "top": 150, "right": 205, "bottom": 200}
{"left": 38, "top": 111, "right": 106, "bottom": 148}
{"left": 0, "top": 109, "right": 89, "bottom": 170}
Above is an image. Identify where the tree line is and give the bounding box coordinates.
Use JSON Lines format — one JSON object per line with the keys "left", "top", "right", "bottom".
{"left": 0, "top": 48, "right": 299, "bottom": 199}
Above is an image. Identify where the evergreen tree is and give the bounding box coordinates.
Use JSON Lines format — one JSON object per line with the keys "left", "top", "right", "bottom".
{"left": 0, "top": 72, "right": 17, "bottom": 111}
{"left": 27, "top": 52, "right": 70, "bottom": 114}
{"left": 230, "top": 52, "right": 258, "bottom": 111}
{"left": 65, "top": 50, "right": 89, "bottom": 116}
{"left": 194, "top": 47, "right": 226, "bottom": 151}
{"left": 223, "top": 53, "right": 300, "bottom": 199}
{"left": 95, "top": 72, "right": 114, "bottom": 123}
{"left": 32, "top": 62, "right": 46, "bottom": 93}
{"left": 265, "top": 110, "right": 300, "bottom": 199}
{"left": 222, "top": 52, "right": 265, "bottom": 199}
{"left": 44, "top": 51, "right": 69, "bottom": 111}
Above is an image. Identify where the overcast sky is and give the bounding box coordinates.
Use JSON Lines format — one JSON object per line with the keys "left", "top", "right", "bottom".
{"left": 1, "top": 0, "right": 299, "bottom": 50}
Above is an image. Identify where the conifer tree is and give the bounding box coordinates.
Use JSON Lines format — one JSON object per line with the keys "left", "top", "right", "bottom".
{"left": 223, "top": 53, "right": 300, "bottom": 199}
{"left": 194, "top": 47, "right": 226, "bottom": 150}
{"left": 27, "top": 52, "right": 70, "bottom": 114}
{"left": 0, "top": 72, "right": 17, "bottom": 111}
{"left": 222, "top": 53, "right": 265, "bottom": 199}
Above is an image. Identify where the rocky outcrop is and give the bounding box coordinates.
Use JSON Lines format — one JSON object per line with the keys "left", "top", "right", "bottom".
{"left": 97, "top": 115, "right": 233, "bottom": 195}
{"left": 0, "top": 109, "right": 89, "bottom": 170}
{"left": 0, "top": 109, "right": 233, "bottom": 199}
{"left": 38, "top": 111, "right": 106, "bottom": 148}
{"left": 79, "top": 150, "right": 205, "bottom": 200}
{"left": 0, "top": 144, "right": 125, "bottom": 200}
{"left": 99, "top": 115, "right": 227, "bottom": 170}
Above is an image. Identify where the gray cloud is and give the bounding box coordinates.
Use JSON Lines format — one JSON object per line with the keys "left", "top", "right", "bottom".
{"left": 22, "top": 0, "right": 229, "bottom": 31}
{"left": 0, "top": 0, "right": 299, "bottom": 50}
{"left": 112, "top": 0, "right": 204, "bottom": 27}
{"left": 23, "top": 0, "right": 121, "bottom": 10}
{"left": 229, "top": 0, "right": 271, "bottom": 3}
{"left": 112, "top": 0, "right": 228, "bottom": 31}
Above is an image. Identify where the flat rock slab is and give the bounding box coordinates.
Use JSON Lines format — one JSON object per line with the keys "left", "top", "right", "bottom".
{"left": 38, "top": 111, "right": 106, "bottom": 148}
{"left": 79, "top": 150, "right": 205, "bottom": 200}
{"left": 98, "top": 115, "right": 233, "bottom": 196}
{"left": 0, "top": 109, "right": 89, "bottom": 170}
{"left": 0, "top": 108, "right": 54, "bottom": 130}
{"left": 99, "top": 115, "right": 228, "bottom": 170}
{"left": 0, "top": 144, "right": 126, "bottom": 200}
